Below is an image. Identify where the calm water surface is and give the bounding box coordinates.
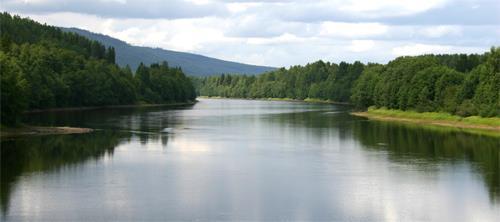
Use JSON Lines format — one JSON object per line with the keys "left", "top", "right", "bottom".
{"left": 1, "top": 98, "right": 499, "bottom": 221}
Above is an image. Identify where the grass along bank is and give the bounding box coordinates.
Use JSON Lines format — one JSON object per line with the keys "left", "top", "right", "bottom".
{"left": 352, "top": 107, "right": 500, "bottom": 132}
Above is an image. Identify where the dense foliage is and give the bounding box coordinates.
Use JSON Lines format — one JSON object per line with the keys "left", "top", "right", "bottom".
{"left": 135, "top": 62, "right": 196, "bottom": 104}
{"left": 198, "top": 48, "right": 499, "bottom": 117}
{"left": 199, "top": 61, "right": 364, "bottom": 102}
{"left": 0, "top": 13, "right": 195, "bottom": 125}
{"left": 351, "top": 48, "right": 499, "bottom": 117}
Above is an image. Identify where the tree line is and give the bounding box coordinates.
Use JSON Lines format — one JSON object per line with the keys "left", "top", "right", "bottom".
{"left": 197, "top": 60, "right": 364, "bottom": 103}
{"left": 351, "top": 48, "right": 498, "bottom": 117}
{"left": 0, "top": 13, "right": 196, "bottom": 125}
{"left": 197, "top": 47, "right": 499, "bottom": 117}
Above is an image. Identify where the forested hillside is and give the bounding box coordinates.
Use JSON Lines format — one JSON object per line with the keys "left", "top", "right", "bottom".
{"left": 197, "top": 48, "right": 499, "bottom": 117}
{"left": 64, "top": 28, "right": 276, "bottom": 76}
{"left": 0, "top": 13, "right": 196, "bottom": 125}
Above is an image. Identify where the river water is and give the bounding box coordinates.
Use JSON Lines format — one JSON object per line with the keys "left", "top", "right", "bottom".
{"left": 1, "top": 98, "right": 499, "bottom": 221}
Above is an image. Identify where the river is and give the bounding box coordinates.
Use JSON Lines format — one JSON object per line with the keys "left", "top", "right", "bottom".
{"left": 1, "top": 98, "right": 499, "bottom": 221}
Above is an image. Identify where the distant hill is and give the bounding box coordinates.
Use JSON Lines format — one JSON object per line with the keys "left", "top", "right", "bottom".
{"left": 62, "top": 28, "right": 276, "bottom": 76}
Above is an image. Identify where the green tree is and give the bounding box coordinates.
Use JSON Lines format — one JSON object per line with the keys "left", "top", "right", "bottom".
{"left": 0, "top": 52, "right": 29, "bottom": 125}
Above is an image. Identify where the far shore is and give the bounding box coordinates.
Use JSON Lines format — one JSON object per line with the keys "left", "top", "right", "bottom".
{"left": 25, "top": 101, "right": 197, "bottom": 113}
{"left": 198, "top": 96, "right": 351, "bottom": 105}
{"left": 352, "top": 109, "right": 500, "bottom": 133}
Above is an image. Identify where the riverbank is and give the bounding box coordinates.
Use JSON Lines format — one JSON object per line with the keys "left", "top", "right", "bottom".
{"left": 26, "top": 101, "right": 197, "bottom": 113}
{"left": 1, "top": 126, "right": 94, "bottom": 138}
{"left": 198, "top": 96, "right": 350, "bottom": 105}
{"left": 2, "top": 101, "right": 197, "bottom": 138}
{"left": 352, "top": 107, "right": 500, "bottom": 132}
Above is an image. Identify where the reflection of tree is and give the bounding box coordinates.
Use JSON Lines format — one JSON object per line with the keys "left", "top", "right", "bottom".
{"left": 263, "top": 110, "right": 353, "bottom": 131}
{"left": 23, "top": 105, "right": 194, "bottom": 131}
{"left": 350, "top": 120, "right": 499, "bottom": 203}
{"left": 23, "top": 105, "right": 191, "bottom": 146}
{"left": 0, "top": 131, "right": 130, "bottom": 215}
{"left": 265, "top": 110, "right": 499, "bottom": 203}
{"left": 1, "top": 106, "right": 188, "bottom": 216}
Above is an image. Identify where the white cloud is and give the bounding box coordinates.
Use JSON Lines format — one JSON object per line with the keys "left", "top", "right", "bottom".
{"left": 418, "top": 25, "right": 462, "bottom": 38}
{"left": 339, "top": 0, "right": 450, "bottom": 17}
{"left": 226, "top": 2, "right": 262, "bottom": 14}
{"left": 105, "top": 17, "right": 235, "bottom": 52}
{"left": 2, "top": 0, "right": 228, "bottom": 19}
{"left": 391, "top": 43, "right": 483, "bottom": 56}
{"left": 319, "top": 22, "right": 389, "bottom": 38}
{"left": 246, "top": 33, "right": 307, "bottom": 45}
{"left": 392, "top": 44, "right": 449, "bottom": 55}
{"left": 348, "top": 40, "right": 375, "bottom": 52}
{"left": 1, "top": 0, "right": 498, "bottom": 67}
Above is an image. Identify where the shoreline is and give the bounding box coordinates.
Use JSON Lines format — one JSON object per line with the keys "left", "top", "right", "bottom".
{"left": 352, "top": 111, "right": 500, "bottom": 132}
{"left": 1, "top": 126, "right": 94, "bottom": 138}
{"left": 25, "top": 101, "right": 197, "bottom": 113}
{"left": 3, "top": 101, "right": 197, "bottom": 138}
{"left": 198, "top": 96, "right": 351, "bottom": 105}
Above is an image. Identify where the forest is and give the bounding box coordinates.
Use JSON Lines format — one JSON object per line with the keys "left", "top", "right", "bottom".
{"left": 0, "top": 13, "right": 196, "bottom": 125}
{"left": 197, "top": 48, "right": 499, "bottom": 118}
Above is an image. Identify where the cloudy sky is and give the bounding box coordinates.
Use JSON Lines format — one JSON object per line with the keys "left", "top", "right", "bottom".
{"left": 1, "top": 0, "right": 499, "bottom": 67}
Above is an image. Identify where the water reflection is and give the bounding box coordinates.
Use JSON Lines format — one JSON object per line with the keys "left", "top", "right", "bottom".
{"left": 1, "top": 99, "right": 499, "bottom": 221}
{"left": 265, "top": 110, "right": 500, "bottom": 202}
{"left": 1, "top": 106, "right": 195, "bottom": 218}
{"left": 1, "top": 131, "right": 129, "bottom": 214}
{"left": 23, "top": 105, "right": 194, "bottom": 133}
{"left": 351, "top": 120, "right": 500, "bottom": 203}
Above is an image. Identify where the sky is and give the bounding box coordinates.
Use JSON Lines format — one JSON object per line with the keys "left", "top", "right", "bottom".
{"left": 1, "top": 0, "right": 499, "bottom": 67}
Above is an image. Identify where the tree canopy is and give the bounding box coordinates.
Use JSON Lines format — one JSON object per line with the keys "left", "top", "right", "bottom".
{"left": 197, "top": 48, "right": 499, "bottom": 118}
{"left": 0, "top": 13, "right": 195, "bottom": 125}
